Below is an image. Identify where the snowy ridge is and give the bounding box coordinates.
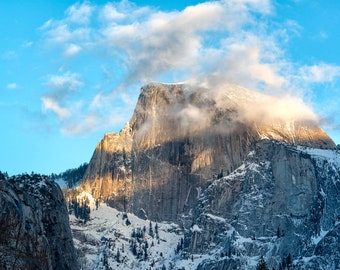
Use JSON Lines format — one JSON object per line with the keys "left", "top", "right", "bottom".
{"left": 297, "top": 145, "right": 340, "bottom": 165}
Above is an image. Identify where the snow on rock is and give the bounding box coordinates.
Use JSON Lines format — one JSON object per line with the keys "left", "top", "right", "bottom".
{"left": 191, "top": 224, "right": 202, "bottom": 233}
{"left": 311, "top": 229, "right": 329, "bottom": 245}
{"left": 76, "top": 191, "right": 96, "bottom": 208}
{"left": 72, "top": 203, "right": 200, "bottom": 270}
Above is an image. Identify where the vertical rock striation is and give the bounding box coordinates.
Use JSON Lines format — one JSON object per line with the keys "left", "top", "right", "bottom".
{"left": 187, "top": 140, "right": 340, "bottom": 269}
{"left": 81, "top": 82, "right": 335, "bottom": 222}
{"left": 0, "top": 174, "right": 78, "bottom": 270}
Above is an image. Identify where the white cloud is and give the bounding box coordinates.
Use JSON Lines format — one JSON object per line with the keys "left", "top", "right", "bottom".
{"left": 61, "top": 107, "right": 129, "bottom": 136}
{"left": 41, "top": 97, "right": 70, "bottom": 119}
{"left": 7, "top": 83, "right": 19, "bottom": 90}
{"left": 285, "top": 20, "right": 302, "bottom": 37}
{"left": 99, "top": 0, "right": 276, "bottom": 85}
{"left": 39, "top": 19, "right": 53, "bottom": 30}
{"left": 64, "top": 43, "right": 82, "bottom": 57}
{"left": 38, "top": 0, "right": 339, "bottom": 136}
{"left": 41, "top": 72, "right": 83, "bottom": 122}
{"left": 100, "top": 3, "right": 126, "bottom": 21}
{"left": 62, "top": 113, "right": 99, "bottom": 135}
{"left": 240, "top": 93, "right": 318, "bottom": 124}
{"left": 65, "top": 2, "right": 94, "bottom": 24}
{"left": 45, "top": 71, "right": 83, "bottom": 93}
{"left": 299, "top": 63, "right": 340, "bottom": 83}
{"left": 43, "top": 23, "right": 91, "bottom": 44}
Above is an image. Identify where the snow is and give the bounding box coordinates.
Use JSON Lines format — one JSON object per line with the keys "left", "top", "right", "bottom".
{"left": 311, "top": 229, "right": 328, "bottom": 245}
{"left": 76, "top": 191, "right": 96, "bottom": 207}
{"left": 191, "top": 224, "right": 202, "bottom": 233}
{"left": 205, "top": 213, "right": 226, "bottom": 223}
{"left": 71, "top": 203, "right": 208, "bottom": 269}
{"left": 296, "top": 146, "right": 340, "bottom": 165}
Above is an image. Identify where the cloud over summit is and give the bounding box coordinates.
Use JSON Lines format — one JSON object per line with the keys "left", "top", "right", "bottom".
{"left": 38, "top": 0, "right": 340, "bottom": 135}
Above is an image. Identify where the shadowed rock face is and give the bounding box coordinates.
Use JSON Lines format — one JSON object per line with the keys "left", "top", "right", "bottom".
{"left": 187, "top": 140, "right": 340, "bottom": 269}
{"left": 0, "top": 174, "right": 78, "bottom": 270}
{"left": 81, "top": 83, "right": 335, "bottom": 222}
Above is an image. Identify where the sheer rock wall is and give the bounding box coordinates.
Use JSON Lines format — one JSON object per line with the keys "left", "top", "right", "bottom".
{"left": 81, "top": 83, "right": 335, "bottom": 222}
{"left": 0, "top": 174, "right": 78, "bottom": 270}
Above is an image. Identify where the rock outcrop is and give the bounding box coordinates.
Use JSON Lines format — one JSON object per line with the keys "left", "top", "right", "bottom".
{"left": 188, "top": 140, "right": 340, "bottom": 269}
{"left": 78, "top": 82, "right": 340, "bottom": 269}
{"left": 0, "top": 173, "right": 78, "bottom": 270}
{"left": 81, "top": 83, "right": 335, "bottom": 222}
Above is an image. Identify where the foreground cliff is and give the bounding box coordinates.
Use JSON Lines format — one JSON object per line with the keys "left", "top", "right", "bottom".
{"left": 0, "top": 173, "right": 78, "bottom": 270}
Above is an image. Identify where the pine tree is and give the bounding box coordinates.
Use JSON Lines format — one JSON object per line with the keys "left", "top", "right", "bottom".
{"left": 149, "top": 221, "right": 154, "bottom": 237}
{"left": 130, "top": 240, "right": 137, "bottom": 256}
{"left": 155, "top": 222, "right": 159, "bottom": 238}
{"left": 116, "top": 248, "right": 120, "bottom": 262}
{"left": 256, "top": 256, "right": 269, "bottom": 270}
{"left": 286, "top": 253, "right": 292, "bottom": 269}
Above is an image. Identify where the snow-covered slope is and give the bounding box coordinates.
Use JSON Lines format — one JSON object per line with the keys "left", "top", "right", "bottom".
{"left": 71, "top": 198, "right": 213, "bottom": 270}
{"left": 71, "top": 142, "right": 340, "bottom": 269}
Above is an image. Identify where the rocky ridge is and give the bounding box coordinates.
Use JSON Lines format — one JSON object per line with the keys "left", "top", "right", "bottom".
{"left": 187, "top": 141, "right": 340, "bottom": 269}
{"left": 0, "top": 173, "right": 78, "bottom": 270}
{"left": 77, "top": 82, "right": 340, "bottom": 269}
{"left": 80, "top": 83, "right": 335, "bottom": 221}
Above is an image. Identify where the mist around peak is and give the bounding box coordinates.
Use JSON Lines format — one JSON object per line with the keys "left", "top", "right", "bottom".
{"left": 128, "top": 82, "right": 334, "bottom": 150}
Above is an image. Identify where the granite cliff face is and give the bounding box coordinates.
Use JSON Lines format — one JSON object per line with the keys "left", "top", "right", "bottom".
{"left": 78, "top": 82, "right": 340, "bottom": 269}
{"left": 188, "top": 140, "right": 340, "bottom": 269}
{"left": 81, "top": 83, "right": 335, "bottom": 221}
{"left": 0, "top": 173, "right": 78, "bottom": 270}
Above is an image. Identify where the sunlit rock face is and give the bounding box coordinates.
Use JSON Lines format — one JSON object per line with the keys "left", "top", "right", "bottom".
{"left": 0, "top": 174, "right": 78, "bottom": 270}
{"left": 81, "top": 124, "right": 133, "bottom": 211}
{"left": 80, "top": 82, "right": 335, "bottom": 222}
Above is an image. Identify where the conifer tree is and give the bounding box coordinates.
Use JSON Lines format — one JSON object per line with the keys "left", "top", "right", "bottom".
{"left": 256, "top": 256, "right": 269, "bottom": 270}
{"left": 286, "top": 253, "right": 292, "bottom": 269}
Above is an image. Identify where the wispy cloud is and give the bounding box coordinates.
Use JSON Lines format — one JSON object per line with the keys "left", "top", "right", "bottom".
{"left": 65, "top": 2, "right": 94, "bottom": 24}
{"left": 22, "top": 41, "right": 33, "bottom": 48}
{"left": 7, "top": 83, "right": 19, "bottom": 90}
{"left": 41, "top": 96, "right": 70, "bottom": 120}
{"left": 38, "top": 0, "right": 339, "bottom": 135}
{"left": 63, "top": 43, "right": 82, "bottom": 57}
{"left": 299, "top": 63, "right": 340, "bottom": 83}
{"left": 45, "top": 71, "right": 83, "bottom": 94}
{"left": 40, "top": 0, "right": 275, "bottom": 86}
{"left": 41, "top": 72, "right": 83, "bottom": 122}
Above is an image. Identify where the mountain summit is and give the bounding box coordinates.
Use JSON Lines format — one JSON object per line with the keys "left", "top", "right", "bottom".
{"left": 81, "top": 82, "right": 335, "bottom": 219}
{"left": 78, "top": 82, "right": 339, "bottom": 269}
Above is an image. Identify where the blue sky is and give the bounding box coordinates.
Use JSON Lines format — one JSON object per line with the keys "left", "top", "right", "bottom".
{"left": 1, "top": 0, "right": 339, "bottom": 175}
